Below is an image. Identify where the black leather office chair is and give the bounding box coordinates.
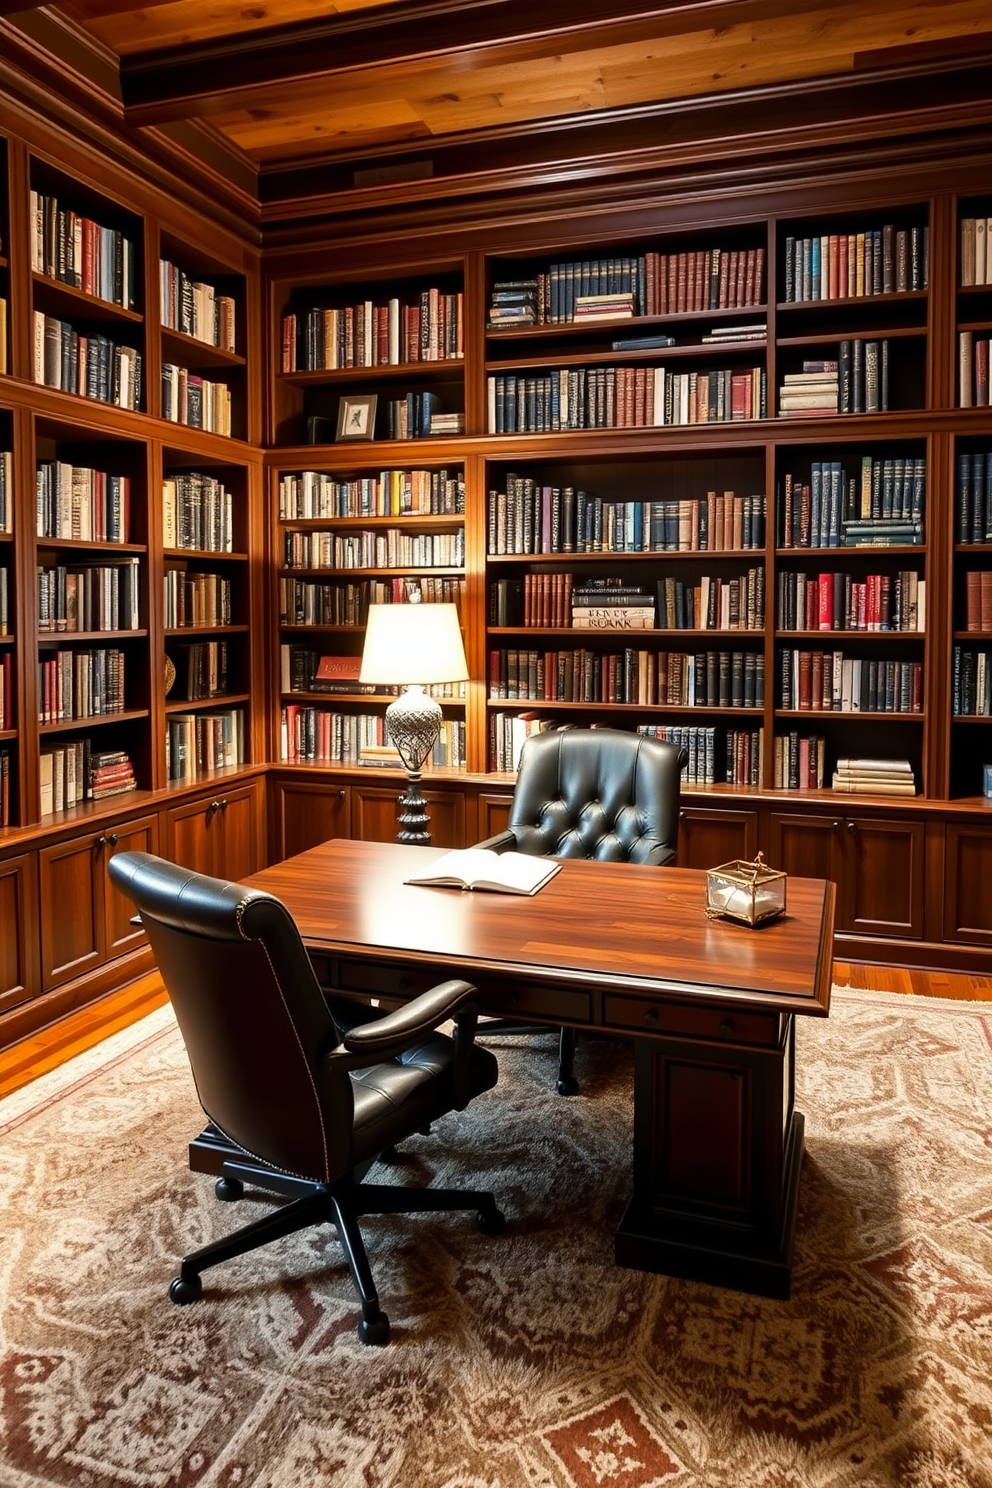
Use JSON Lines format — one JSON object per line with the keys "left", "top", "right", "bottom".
{"left": 475, "top": 728, "right": 686, "bottom": 1094}
{"left": 108, "top": 851, "right": 503, "bottom": 1346}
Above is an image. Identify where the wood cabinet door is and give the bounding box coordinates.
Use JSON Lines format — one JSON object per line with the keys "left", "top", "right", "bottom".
{"left": 213, "top": 782, "right": 263, "bottom": 881}
{"left": 677, "top": 807, "right": 759, "bottom": 870}
{"left": 103, "top": 814, "right": 160, "bottom": 958}
{"left": 0, "top": 852, "right": 40, "bottom": 1016}
{"left": 839, "top": 815, "right": 925, "bottom": 939}
{"left": 477, "top": 792, "right": 513, "bottom": 844}
{"left": 943, "top": 822, "right": 992, "bottom": 944}
{"left": 166, "top": 794, "right": 218, "bottom": 876}
{"left": 39, "top": 833, "right": 104, "bottom": 990}
{"left": 767, "top": 813, "right": 841, "bottom": 887}
{"left": 352, "top": 784, "right": 466, "bottom": 847}
{"left": 272, "top": 778, "right": 349, "bottom": 863}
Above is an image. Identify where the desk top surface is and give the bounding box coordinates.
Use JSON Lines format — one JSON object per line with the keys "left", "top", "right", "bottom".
{"left": 250, "top": 840, "right": 835, "bottom": 1017}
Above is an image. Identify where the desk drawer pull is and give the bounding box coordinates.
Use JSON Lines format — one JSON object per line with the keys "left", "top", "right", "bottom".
{"left": 720, "top": 1020, "right": 734, "bottom": 1040}
{"left": 643, "top": 1009, "right": 658, "bottom": 1027}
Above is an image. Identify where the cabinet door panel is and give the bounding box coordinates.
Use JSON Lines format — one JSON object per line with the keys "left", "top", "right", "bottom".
{"left": 841, "top": 816, "right": 925, "bottom": 939}
{"left": 274, "top": 780, "right": 349, "bottom": 863}
{"left": 166, "top": 796, "right": 217, "bottom": 876}
{"left": 767, "top": 814, "right": 840, "bottom": 886}
{"left": 943, "top": 823, "right": 992, "bottom": 944}
{"left": 677, "top": 808, "right": 759, "bottom": 871}
{"left": 104, "top": 814, "right": 160, "bottom": 958}
{"left": 0, "top": 853, "right": 40, "bottom": 1016}
{"left": 352, "top": 785, "right": 465, "bottom": 847}
{"left": 214, "top": 783, "right": 262, "bottom": 881}
{"left": 477, "top": 792, "right": 513, "bottom": 844}
{"left": 39, "top": 835, "right": 103, "bottom": 990}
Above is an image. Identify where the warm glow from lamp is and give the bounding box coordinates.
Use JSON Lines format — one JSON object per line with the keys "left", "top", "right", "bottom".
{"left": 359, "top": 602, "right": 468, "bottom": 844}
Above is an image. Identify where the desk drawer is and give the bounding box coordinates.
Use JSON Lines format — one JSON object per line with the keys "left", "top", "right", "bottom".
{"left": 336, "top": 957, "right": 590, "bottom": 1024}
{"left": 604, "top": 995, "right": 780, "bottom": 1046}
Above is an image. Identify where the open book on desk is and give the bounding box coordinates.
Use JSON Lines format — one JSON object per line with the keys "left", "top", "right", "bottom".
{"left": 405, "top": 848, "right": 561, "bottom": 896}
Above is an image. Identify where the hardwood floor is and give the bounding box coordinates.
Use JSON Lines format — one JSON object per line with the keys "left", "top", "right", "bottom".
{"left": 1, "top": 960, "right": 990, "bottom": 1103}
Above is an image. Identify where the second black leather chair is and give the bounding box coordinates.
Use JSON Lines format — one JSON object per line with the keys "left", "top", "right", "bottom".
{"left": 474, "top": 728, "right": 687, "bottom": 1093}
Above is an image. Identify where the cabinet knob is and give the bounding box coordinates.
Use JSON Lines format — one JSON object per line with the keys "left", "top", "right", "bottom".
{"left": 679, "top": 811, "right": 686, "bottom": 823}
{"left": 831, "top": 820, "right": 840, "bottom": 832}
{"left": 846, "top": 820, "right": 858, "bottom": 834}
{"left": 220, "top": 798, "right": 229, "bottom": 810}
{"left": 107, "top": 832, "right": 119, "bottom": 847}
{"left": 719, "top": 1019, "right": 734, "bottom": 1040}
{"left": 94, "top": 836, "right": 106, "bottom": 850}
{"left": 208, "top": 799, "right": 221, "bottom": 814}
{"left": 643, "top": 1009, "right": 658, "bottom": 1027}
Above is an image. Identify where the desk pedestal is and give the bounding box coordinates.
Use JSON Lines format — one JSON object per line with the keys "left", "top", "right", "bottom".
{"left": 615, "top": 1014, "right": 802, "bottom": 1299}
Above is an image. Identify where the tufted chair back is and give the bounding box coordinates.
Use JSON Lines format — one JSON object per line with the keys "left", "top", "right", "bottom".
{"left": 506, "top": 729, "right": 686, "bottom": 865}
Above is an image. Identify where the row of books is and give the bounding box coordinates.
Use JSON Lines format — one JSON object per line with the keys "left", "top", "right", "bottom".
{"left": 40, "top": 745, "right": 137, "bottom": 816}
{"left": 0, "top": 651, "right": 10, "bottom": 728}
{"left": 779, "top": 457, "right": 926, "bottom": 548}
{"left": 0, "top": 567, "right": 9, "bottom": 636}
{"left": 489, "top": 646, "right": 765, "bottom": 708}
{"left": 780, "top": 342, "right": 893, "bottom": 418}
{"left": 963, "top": 571, "right": 992, "bottom": 633}
{"left": 159, "top": 261, "right": 236, "bottom": 351}
{"left": 489, "top": 711, "right": 547, "bottom": 771}
{"left": 165, "top": 707, "right": 244, "bottom": 780}
{"left": 33, "top": 315, "right": 142, "bottom": 410}
{"left": 774, "top": 732, "right": 825, "bottom": 790}
{"left": 167, "top": 641, "right": 229, "bottom": 700}
{"left": 0, "top": 300, "right": 6, "bottom": 376}
{"left": 487, "top": 365, "right": 765, "bottom": 432}
{"left": 278, "top": 468, "right": 465, "bottom": 520}
{"left": 488, "top": 247, "right": 766, "bottom": 326}
{"left": 782, "top": 225, "right": 928, "bottom": 301}
{"left": 952, "top": 647, "right": 992, "bottom": 716}
{"left": 0, "top": 748, "right": 10, "bottom": 826}
{"left": 279, "top": 705, "right": 465, "bottom": 767}
{"left": 776, "top": 570, "right": 925, "bottom": 633}
{"left": 282, "top": 527, "right": 465, "bottom": 572}
{"left": 277, "top": 647, "right": 465, "bottom": 699}
{"left": 30, "top": 191, "right": 137, "bottom": 310}
{"left": 163, "top": 569, "right": 233, "bottom": 630}
{"left": 0, "top": 450, "right": 10, "bottom": 533}
{"left": 638, "top": 723, "right": 764, "bottom": 786}
{"left": 281, "top": 290, "right": 464, "bottom": 371}
{"left": 489, "top": 570, "right": 765, "bottom": 631}
{"left": 568, "top": 582, "right": 652, "bottom": 631}
{"left": 780, "top": 649, "right": 923, "bottom": 713}
{"left": 960, "top": 217, "right": 992, "bottom": 287}
{"left": 162, "top": 472, "right": 234, "bottom": 553}
{"left": 386, "top": 393, "right": 463, "bottom": 441}
{"left": 955, "top": 450, "right": 992, "bottom": 543}
{"left": 161, "top": 364, "right": 232, "bottom": 435}
{"left": 487, "top": 482, "right": 766, "bottom": 555}
{"left": 278, "top": 576, "right": 464, "bottom": 626}
{"left": 37, "top": 558, "right": 141, "bottom": 633}
{"left": 36, "top": 462, "right": 131, "bottom": 543}
{"left": 38, "top": 646, "right": 126, "bottom": 723}
{"left": 832, "top": 758, "right": 916, "bottom": 795}
{"left": 958, "top": 333, "right": 990, "bottom": 408}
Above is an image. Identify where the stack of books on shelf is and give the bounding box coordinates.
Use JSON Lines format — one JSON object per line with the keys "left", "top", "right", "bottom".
{"left": 488, "top": 280, "right": 539, "bottom": 328}
{"left": 778, "top": 361, "right": 838, "bottom": 417}
{"left": 780, "top": 649, "right": 922, "bottom": 713}
{"left": 958, "top": 333, "right": 990, "bottom": 408}
{"left": 776, "top": 569, "right": 924, "bottom": 632}
{"left": 780, "top": 456, "right": 925, "bottom": 549}
{"left": 840, "top": 338, "right": 890, "bottom": 413}
{"left": 36, "top": 462, "right": 130, "bottom": 543}
{"left": 38, "top": 647, "right": 126, "bottom": 722}
{"left": 953, "top": 645, "right": 992, "bottom": 715}
{"left": 657, "top": 569, "right": 765, "bottom": 630}
{"left": 162, "top": 472, "right": 233, "bottom": 552}
{"left": 282, "top": 289, "right": 463, "bottom": 370}
{"left": 166, "top": 708, "right": 244, "bottom": 780}
{"left": 169, "top": 641, "right": 228, "bottom": 700}
{"left": 573, "top": 292, "right": 636, "bottom": 320}
{"left": 774, "top": 732, "right": 826, "bottom": 789}
{"left": 161, "top": 364, "right": 232, "bottom": 435}
{"left": 86, "top": 748, "right": 136, "bottom": 800}
{"left": 831, "top": 758, "right": 916, "bottom": 795}
{"left": 0, "top": 450, "right": 10, "bottom": 531}
{"left": 783, "top": 224, "right": 927, "bottom": 301}
{"left": 701, "top": 322, "right": 766, "bottom": 344}
{"left": 39, "top": 742, "right": 137, "bottom": 814}
{"left": 30, "top": 191, "right": 137, "bottom": 308}
{"left": 280, "top": 651, "right": 375, "bottom": 696}
{"left": 280, "top": 706, "right": 464, "bottom": 768}
{"left": 284, "top": 527, "right": 464, "bottom": 571}
{"left": 571, "top": 580, "right": 654, "bottom": 630}
{"left": 36, "top": 557, "right": 141, "bottom": 633}
{"left": 638, "top": 722, "right": 763, "bottom": 786}
{"left": 490, "top": 712, "right": 554, "bottom": 772}
{"left": 163, "top": 569, "right": 232, "bottom": 628}
{"left": 487, "top": 363, "right": 765, "bottom": 433}
{"left": 964, "top": 571, "right": 992, "bottom": 632}
{"left": 956, "top": 449, "right": 992, "bottom": 541}
{"left": 278, "top": 467, "right": 465, "bottom": 519}
{"left": 160, "top": 261, "right": 236, "bottom": 350}
{"left": 960, "top": 216, "right": 992, "bottom": 285}
{"left": 33, "top": 316, "right": 142, "bottom": 409}
{"left": 387, "top": 392, "right": 462, "bottom": 439}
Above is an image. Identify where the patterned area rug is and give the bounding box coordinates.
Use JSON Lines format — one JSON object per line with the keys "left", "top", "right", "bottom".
{"left": 1, "top": 989, "right": 991, "bottom": 1488}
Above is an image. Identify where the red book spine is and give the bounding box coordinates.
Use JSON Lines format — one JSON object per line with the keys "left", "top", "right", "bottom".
{"left": 818, "top": 573, "right": 833, "bottom": 630}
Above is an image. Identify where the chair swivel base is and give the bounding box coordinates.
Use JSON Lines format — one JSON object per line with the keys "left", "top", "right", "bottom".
{"left": 479, "top": 1020, "right": 578, "bottom": 1095}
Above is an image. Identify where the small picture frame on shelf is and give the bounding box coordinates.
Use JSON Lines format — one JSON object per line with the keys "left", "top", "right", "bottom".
{"left": 983, "top": 765, "right": 992, "bottom": 800}
{"left": 336, "top": 394, "right": 377, "bottom": 441}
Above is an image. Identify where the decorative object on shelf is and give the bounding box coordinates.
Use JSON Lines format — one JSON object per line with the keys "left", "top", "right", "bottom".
{"left": 705, "top": 852, "right": 787, "bottom": 926}
{"left": 360, "top": 600, "right": 468, "bottom": 844}
{"left": 983, "top": 765, "right": 992, "bottom": 800}
{"left": 164, "top": 655, "right": 177, "bottom": 696}
{"left": 336, "top": 393, "right": 377, "bottom": 441}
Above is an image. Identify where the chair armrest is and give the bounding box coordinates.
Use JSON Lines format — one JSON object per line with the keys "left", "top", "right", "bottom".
{"left": 472, "top": 829, "right": 516, "bottom": 854}
{"left": 342, "top": 978, "right": 478, "bottom": 1054}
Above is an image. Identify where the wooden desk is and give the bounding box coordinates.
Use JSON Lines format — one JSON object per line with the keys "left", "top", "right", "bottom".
{"left": 249, "top": 839, "right": 835, "bottom": 1299}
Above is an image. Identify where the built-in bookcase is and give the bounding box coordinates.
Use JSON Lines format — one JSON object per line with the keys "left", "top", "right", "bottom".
{"left": 158, "top": 228, "right": 248, "bottom": 440}
{"left": 0, "top": 134, "right": 10, "bottom": 379}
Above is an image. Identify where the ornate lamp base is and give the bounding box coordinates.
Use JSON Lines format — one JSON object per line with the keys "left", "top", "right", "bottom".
{"left": 385, "top": 686, "right": 442, "bottom": 846}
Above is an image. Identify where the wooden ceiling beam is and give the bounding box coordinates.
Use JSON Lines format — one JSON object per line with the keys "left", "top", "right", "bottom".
{"left": 118, "top": 0, "right": 833, "bottom": 124}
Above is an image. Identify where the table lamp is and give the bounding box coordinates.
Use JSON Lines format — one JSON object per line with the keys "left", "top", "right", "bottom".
{"left": 359, "top": 601, "right": 469, "bottom": 844}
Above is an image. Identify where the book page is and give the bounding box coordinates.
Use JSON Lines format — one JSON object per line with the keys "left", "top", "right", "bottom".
{"left": 406, "top": 848, "right": 561, "bottom": 895}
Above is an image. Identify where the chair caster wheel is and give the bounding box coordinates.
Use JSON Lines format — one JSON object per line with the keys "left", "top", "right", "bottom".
{"left": 215, "top": 1176, "right": 244, "bottom": 1202}
{"left": 358, "top": 1311, "right": 390, "bottom": 1346}
{"left": 169, "top": 1274, "right": 202, "bottom": 1305}
{"left": 556, "top": 1075, "right": 579, "bottom": 1097}
{"left": 477, "top": 1205, "right": 506, "bottom": 1235}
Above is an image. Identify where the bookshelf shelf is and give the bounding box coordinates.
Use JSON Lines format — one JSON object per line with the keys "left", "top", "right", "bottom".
{"left": 40, "top": 708, "right": 149, "bottom": 734}
{"left": 161, "top": 328, "right": 246, "bottom": 370}
{"left": 31, "top": 274, "right": 144, "bottom": 327}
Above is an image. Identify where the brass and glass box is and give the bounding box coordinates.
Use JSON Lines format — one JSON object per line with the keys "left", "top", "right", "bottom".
{"left": 705, "top": 853, "right": 787, "bottom": 926}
